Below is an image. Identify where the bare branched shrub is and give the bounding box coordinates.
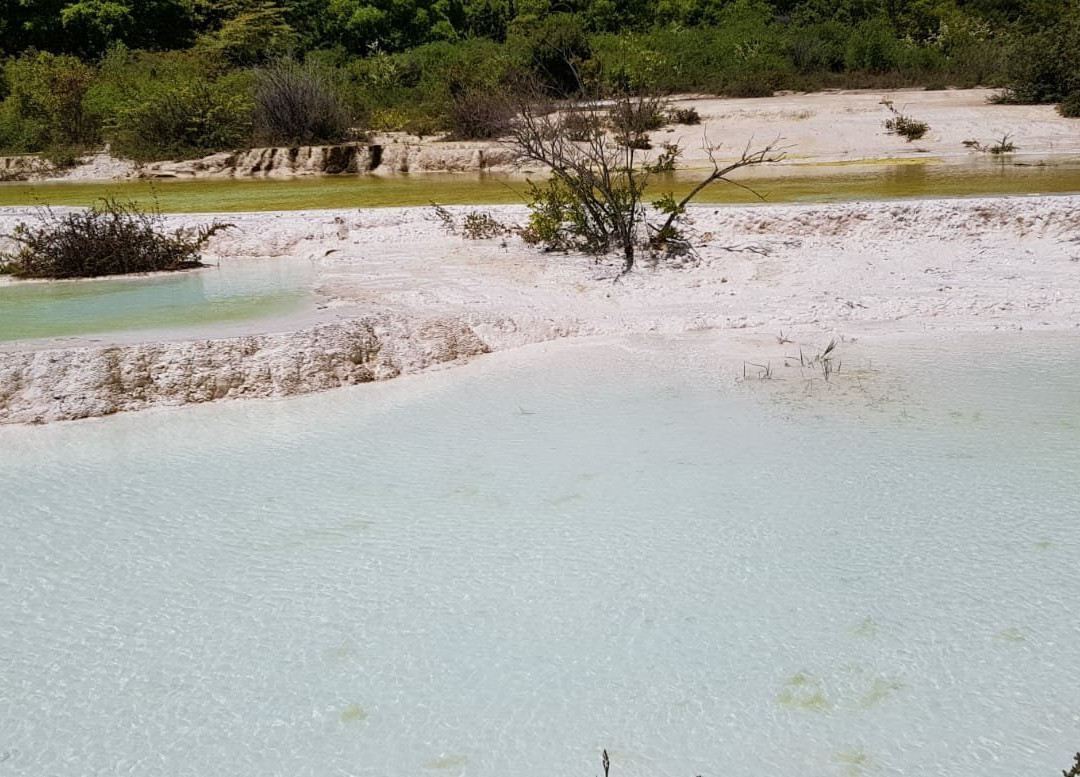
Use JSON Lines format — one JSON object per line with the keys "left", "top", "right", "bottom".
{"left": 608, "top": 95, "right": 667, "bottom": 134}
{"left": 1060, "top": 91, "right": 1080, "bottom": 117}
{"left": 447, "top": 89, "right": 516, "bottom": 140}
{"left": 253, "top": 58, "right": 351, "bottom": 146}
{"left": 431, "top": 202, "right": 458, "bottom": 234}
{"left": 462, "top": 211, "right": 507, "bottom": 238}
{"left": 511, "top": 87, "right": 782, "bottom": 273}
{"left": 430, "top": 203, "right": 509, "bottom": 238}
{"left": 1064, "top": 752, "right": 1080, "bottom": 777}
{"left": 562, "top": 111, "right": 602, "bottom": 141}
{"left": 0, "top": 199, "right": 231, "bottom": 278}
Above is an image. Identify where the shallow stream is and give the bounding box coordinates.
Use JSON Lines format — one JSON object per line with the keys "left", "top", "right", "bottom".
{"left": 1, "top": 157, "right": 1079, "bottom": 212}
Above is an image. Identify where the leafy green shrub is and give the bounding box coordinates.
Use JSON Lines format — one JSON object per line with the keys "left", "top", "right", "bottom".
{"left": 86, "top": 48, "right": 254, "bottom": 161}
{"left": 0, "top": 52, "right": 98, "bottom": 155}
{"left": 346, "top": 39, "right": 517, "bottom": 137}
{"left": 507, "top": 13, "right": 591, "bottom": 96}
{"left": 997, "top": 13, "right": 1080, "bottom": 103}
{"left": 938, "top": 30, "right": 1007, "bottom": 88}
{"left": 519, "top": 177, "right": 598, "bottom": 253}
{"left": 844, "top": 16, "right": 902, "bottom": 73}
{"left": 253, "top": 58, "right": 351, "bottom": 145}
{"left": 108, "top": 74, "right": 254, "bottom": 161}
{"left": 1059, "top": 90, "right": 1080, "bottom": 117}
{"left": 882, "top": 99, "right": 930, "bottom": 140}
{"left": 591, "top": 35, "right": 668, "bottom": 92}
{"left": 0, "top": 199, "right": 231, "bottom": 279}
{"left": 783, "top": 21, "right": 847, "bottom": 74}
{"left": 645, "top": 142, "right": 681, "bottom": 172}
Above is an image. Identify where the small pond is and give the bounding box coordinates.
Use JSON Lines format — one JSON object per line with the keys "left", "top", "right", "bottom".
{"left": 0, "top": 257, "right": 314, "bottom": 343}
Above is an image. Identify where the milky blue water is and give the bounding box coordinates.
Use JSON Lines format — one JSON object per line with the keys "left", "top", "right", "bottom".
{"left": 0, "top": 257, "right": 314, "bottom": 342}
{"left": 1, "top": 334, "right": 1078, "bottom": 777}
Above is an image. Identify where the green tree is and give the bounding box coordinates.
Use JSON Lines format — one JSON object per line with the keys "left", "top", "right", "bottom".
{"left": 323, "top": 0, "right": 459, "bottom": 52}
{"left": 999, "top": 9, "right": 1080, "bottom": 103}
{"left": 195, "top": 1, "right": 298, "bottom": 64}
{"left": 0, "top": 51, "right": 97, "bottom": 153}
{"left": 59, "top": 0, "right": 133, "bottom": 56}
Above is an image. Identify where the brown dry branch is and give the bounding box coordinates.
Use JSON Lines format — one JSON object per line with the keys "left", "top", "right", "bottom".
{"left": 0, "top": 198, "right": 231, "bottom": 279}
{"left": 510, "top": 87, "right": 783, "bottom": 274}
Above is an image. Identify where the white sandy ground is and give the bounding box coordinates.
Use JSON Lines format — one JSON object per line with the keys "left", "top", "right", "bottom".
{"left": 665, "top": 88, "right": 1080, "bottom": 170}
{"left": 2, "top": 193, "right": 1079, "bottom": 423}
{"left": 10, "top": 87, "right": 1080, "bottom": 181}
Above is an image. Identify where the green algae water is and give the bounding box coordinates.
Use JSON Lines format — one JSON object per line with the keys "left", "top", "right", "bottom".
{"left": 0, "top": 333, "right": 1078, "bottom": 777}
{"left": 0, "top": 257, "right": 313, "bottom": 342}
{"left": 1, "top": 157, "right": 1078, "bottom": 212}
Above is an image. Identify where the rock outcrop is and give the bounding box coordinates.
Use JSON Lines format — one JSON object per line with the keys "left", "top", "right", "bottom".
{"left": 138, "top": 143, "right": 380, "bottom": 179}
{"left": 0, "top": 316, "right": 490, "bottom": 424}
{"left": 135, "top": 138, "right": 518, "bottom": 179}
{"left": 0, "top": 154, "right": 50, "bottom": 181}
{"left": 2, "top": 135, "right": 520, "bottom": 181}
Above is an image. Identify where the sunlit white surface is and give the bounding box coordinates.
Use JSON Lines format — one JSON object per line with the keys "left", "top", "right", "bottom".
{"left": 1, "top": 334, "right": 1078, "bottom": 777}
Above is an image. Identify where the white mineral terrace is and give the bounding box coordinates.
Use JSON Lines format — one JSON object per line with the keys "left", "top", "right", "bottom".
{"left": 2, "top": 194, "right": 1079, "bottom": 423}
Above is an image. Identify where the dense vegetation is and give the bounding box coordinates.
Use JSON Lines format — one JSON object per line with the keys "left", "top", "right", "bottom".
{"left": 0, "top": 0, "right": 1077, "bottom": 162}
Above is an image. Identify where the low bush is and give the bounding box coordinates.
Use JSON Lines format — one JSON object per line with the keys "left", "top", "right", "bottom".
{"left": 724, "top": 75, "right": 778, "bottom": 98}
{"left": 884, "top": 112, "right": 929, "bottom": 140}
{"left": 108, "top": 75, "right": 254, "bottom": 161}
{"left": 0, "top": 198, "right": 231, "bottom": 279}
{"left": 563, "top": 110, "right": 602, "bottom": 141}
{"left": 963, "top": 133, "right": 1018, "bottom": 153}
{"left": 1059, "top": 90, "right": 1080, "bottom": 117}
{"left": 607, "top": 94, "right": 667, "bottom": 146}
{"left": 882, "top": 100, "right": 930, "bottom": 140}
{"left": 462, "top": 211, "right": 507, "bottom": 238}
{"left": 668, "top": 106, "right": 701, "bottom": 125}
{"left": 645, "top": 142, "right": 681, "bottom": 172}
